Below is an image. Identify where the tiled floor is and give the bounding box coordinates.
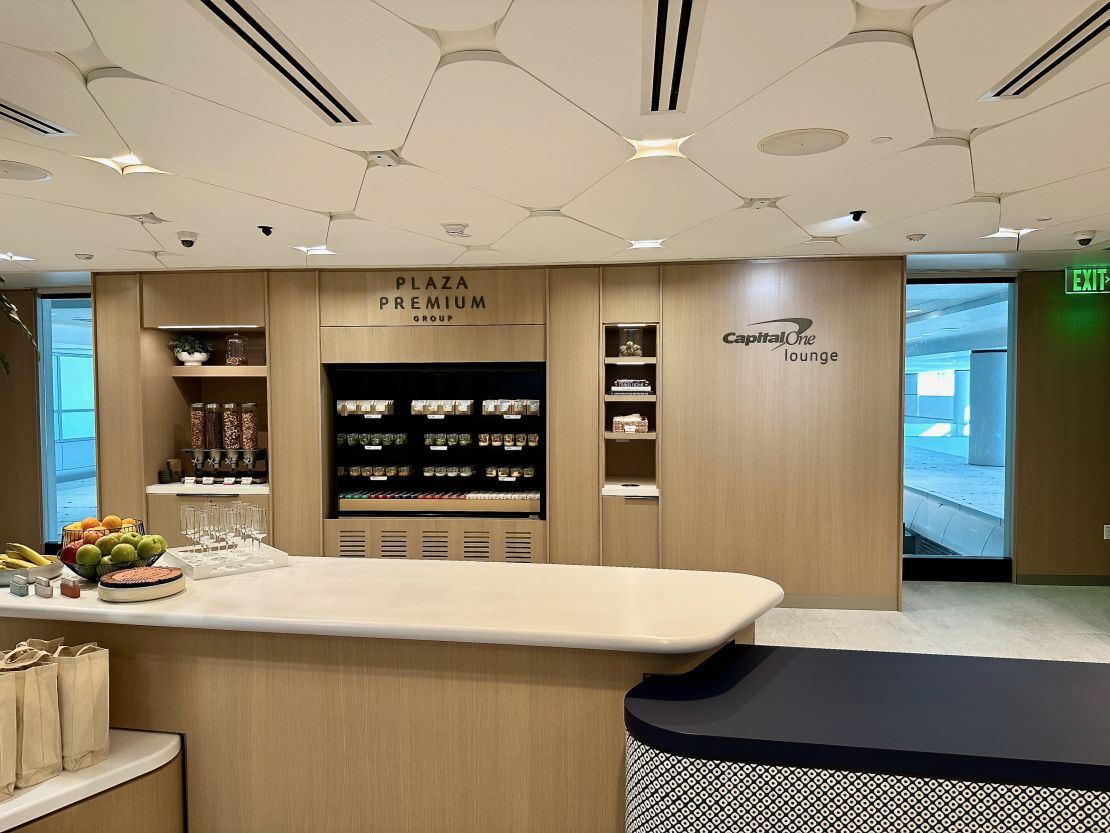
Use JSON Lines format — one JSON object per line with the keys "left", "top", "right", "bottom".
{"left": 758, "top": 582, "right": 1110, "bottom": 663}
{"left": 904, "top": 445, "right": 1005, "bottom": 520}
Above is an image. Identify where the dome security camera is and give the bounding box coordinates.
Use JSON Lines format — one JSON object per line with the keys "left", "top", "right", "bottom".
{"left": 258, "top": 225, "right": 273, "bottom": 237}
{"left": 178, "top": 231, "right": 198, "bottom": 248}
{"left": 1074, "top": 230, "right": 1095, "bottom": 247}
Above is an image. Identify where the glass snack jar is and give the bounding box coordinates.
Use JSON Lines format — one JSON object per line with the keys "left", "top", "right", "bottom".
{"left": 618, "top": 327, "right": 644, "bottom": 357}
{"left": 225, "top": 332, "right": 248, "bottom": 365}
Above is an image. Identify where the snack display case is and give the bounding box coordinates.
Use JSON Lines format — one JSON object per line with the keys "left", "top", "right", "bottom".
{"left": 328, "top": 363, "right": 545, "bottom": 518}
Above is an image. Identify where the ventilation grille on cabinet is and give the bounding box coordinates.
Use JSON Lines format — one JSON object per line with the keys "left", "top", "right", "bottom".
{"left": 503, "top": 531, "right": 535, "bottom": 562}
{"left": 642, "top": 0, "right": 707, "bottom": 114}
{"left": 462, "top": 530, "right": 492, "bottom": 560}
{"left": 982, "top": 2, "right": 1110, "bottom": 99}
{"left": 0, "top": 98, "right": 75, "bottom": 137}
{"left": 191, "top": 0, "right": 370, "bottom": 125}
{"left": 420, "top": 530, "right": 450, "bottom": 559}
{"left": 378, "top": 529, "right": 409, "bottom": 558}
{"left": 337, "top": 529, "right": 368, "bottom": 557}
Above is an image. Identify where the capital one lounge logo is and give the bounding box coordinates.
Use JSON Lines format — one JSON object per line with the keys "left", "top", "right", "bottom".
{"left": 722, "top": 317, "right": 840, "bottom": 365}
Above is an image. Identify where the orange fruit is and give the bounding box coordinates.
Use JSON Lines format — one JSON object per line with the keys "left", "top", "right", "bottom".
{"left": 64, "top": 522, "right": 83, "bottom": 532}
{"left": 121, "top": 518, "right": 137, "bottom": 528}
{"left": 101, "top": 515, "right": 123, "bottom": 530}
{"left": 82, "top": 529, "right": 103, "bottom": 545}
{"left": 80, "top": 517, "right": 100, "bottom": 530}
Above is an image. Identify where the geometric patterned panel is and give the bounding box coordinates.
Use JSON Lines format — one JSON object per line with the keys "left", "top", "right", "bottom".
{"left": 626, "top": 735, "right": 1110, "bottom": 833}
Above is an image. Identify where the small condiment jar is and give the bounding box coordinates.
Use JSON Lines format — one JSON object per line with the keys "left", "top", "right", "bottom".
{"left": 34, "top": 576, "right": 54, "bottom": 598}
{"left": 9, "top": 574, "right": 29, "bottom": 597}
{"left": 60, "top": 576, "right": 83, "bottom": 599}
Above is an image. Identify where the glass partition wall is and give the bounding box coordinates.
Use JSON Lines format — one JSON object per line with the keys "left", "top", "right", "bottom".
{"left": 37, "top": 296, "right": 97, "bottom": 540}
{"left": 903, "top": 280, "right": 1014, "bottom": 576}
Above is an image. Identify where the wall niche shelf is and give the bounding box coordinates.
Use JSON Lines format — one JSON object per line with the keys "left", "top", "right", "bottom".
{"left": 604, "top": 394, "right": 656, "bottom": 402}
{"left": 170, "top": 365, "right": 268, "bottom": 378}
{"left": 604, "top": 357, "right": 657, "bottom": 365}
{"left": 604, "top": 432, "right": 657, "bottom": 441}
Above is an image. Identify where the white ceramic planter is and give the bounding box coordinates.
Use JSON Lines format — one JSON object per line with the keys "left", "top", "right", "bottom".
{"left": 175, "top": 351, "right": 210, "bottom": 366}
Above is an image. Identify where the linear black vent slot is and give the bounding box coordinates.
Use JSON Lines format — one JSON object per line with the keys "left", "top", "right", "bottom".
{"left": 0, "top": 99, "right": 72, "bottom": 136}
{"left": 650, "top": 0, "right": 669, "bottom": 112}
{"left": 667, "top": 0, "right": 695, "bottom": 112}
{"left": 194, "top": 0, "right": 368, "bottom": 125}
{"left": 985, "top": 2, "right": 1110, "bottom": 99}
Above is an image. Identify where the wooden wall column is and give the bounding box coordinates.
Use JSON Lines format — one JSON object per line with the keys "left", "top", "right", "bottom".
{"left": 547, "top": 268, "right": 601, "bottom": 564}
{"left": 267, "top": 271, "right": 324, "bottom": 555}
{"left": 0, "top": 289, "right": 43, "bottom": 547}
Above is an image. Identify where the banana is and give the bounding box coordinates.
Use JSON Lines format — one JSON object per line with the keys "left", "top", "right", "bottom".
{"left": 0, "top": 556, "right": 36, "bottom": 569}
{"left": 5, "top": 543, "right": 50, "bottom": 566}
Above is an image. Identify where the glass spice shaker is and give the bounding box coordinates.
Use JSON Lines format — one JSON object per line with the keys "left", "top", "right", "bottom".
{"left": 225, "top": 332, "right": 248, "bottom": 366}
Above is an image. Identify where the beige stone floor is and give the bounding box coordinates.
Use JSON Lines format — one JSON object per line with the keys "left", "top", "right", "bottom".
{"left": 757, "top": 581, "right": 1110, "bottom": 663}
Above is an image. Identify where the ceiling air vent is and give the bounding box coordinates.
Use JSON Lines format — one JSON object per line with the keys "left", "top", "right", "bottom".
{"left": 0, "top": 97, "right": 74, "bottom": 137}
{"left": 641, "top": 0, "right": 707, "bottom": 114}
{"left": 191, "top": 0, "right": 369, "bottom": 125}
{"left": 982, "top": 1, "right": 1110, "bottom": 100}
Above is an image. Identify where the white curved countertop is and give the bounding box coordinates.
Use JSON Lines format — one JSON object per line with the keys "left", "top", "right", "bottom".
{"left": 0, "top": 558, "right": 783, "bottom": 654}
{"left": 0, "top": 730, "right": 180, "bottom": 831}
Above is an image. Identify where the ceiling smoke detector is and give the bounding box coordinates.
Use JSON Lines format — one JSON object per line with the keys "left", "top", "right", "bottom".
{"left": 749, "top": 198, "right": 776, "bottom": 210}
{"left": 758, "top": 128, "right": 848, "bottom": 157}
{"left": 368, "top": 150, "right": 401, "bottom": 168}
{"left": 0, "top": 160, "right": 52, "bottom": 181}
{"left": 442, "top": 222, "right": 471, "bottom": 238}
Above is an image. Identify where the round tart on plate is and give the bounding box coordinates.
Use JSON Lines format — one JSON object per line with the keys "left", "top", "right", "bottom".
{"left": 97, "top": 566, "right": 185, "bottom": 603}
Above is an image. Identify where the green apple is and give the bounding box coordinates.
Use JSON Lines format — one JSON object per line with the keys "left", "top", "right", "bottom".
{"left": 136, "top": 538, "right": 160, "bottom": 560}
{"left": 152, "top": 535, "right": 168, "bottom": 555}
{"left": 76, "top": 544, "right": 103, "bottom": 566}
{"left": 110, "top": 543, "right": 138, "bottom": 564}
{"left": 96, "top": 534, "right": 121, "bottom": 556}
{"left": 121, "top": 532, "right": 142, "bottom": 548}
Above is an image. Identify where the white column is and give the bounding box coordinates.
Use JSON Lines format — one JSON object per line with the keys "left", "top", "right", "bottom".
{"left": 953, "top": 369, "right": 970, "bottom": 434}
{"left": 968, "top": 350, "right": 1007, "bottom": 467}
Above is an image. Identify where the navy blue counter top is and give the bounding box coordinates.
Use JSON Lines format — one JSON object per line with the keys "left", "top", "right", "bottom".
{"left": 625, "top": 645, "right": 1110, "bottom": 791}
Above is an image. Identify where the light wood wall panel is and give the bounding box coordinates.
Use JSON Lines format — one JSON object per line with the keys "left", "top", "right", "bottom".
{"left": 601, "top": 265, "right": 660, "bottom": 323}
{"left": 141, "top": 271, "right": 266, "bottom": 327}
{"left": 319, "top": 269, "right": 546, "bottom": 326}
{"left": 547, "top": 268, "right": 601, "bottom": 565}
{"left": 0, "top": 290, "right": 43, "bottom": 548}
{"left": 1013, "top": 271, "right": 1110, "bottom": 583}
{"left": 92, "top": 275, "right": 146, "bottom": 521}
{"left": 602, "top": 496, "right": 659, "bottom": 568}
{"left": 320, "top": 325, "right": 544, "bottom": 363}
{"left": 660, "top": 259, "right": 903, "bottom": 607}
{"left": 268, "top": 271, "right": 323, "bottom": 555}
{"left": 15, "top": 756, "right": 184, "bottom": 833}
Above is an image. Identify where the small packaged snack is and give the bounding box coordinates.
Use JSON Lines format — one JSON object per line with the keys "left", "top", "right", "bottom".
{"left": 385, "top": 466, "right": 397, "bottom": 477}
{"left": 498, "top": 466, "right": 511, "bottom": 477}
{"left": 460, "top": 466, "right": 474, "bottom": 477}
{"left": 486, "top": 467, "right": 497, "bottom": 478}
{"left": 447, "top": 433, "right": 458, "bottom": 446}
{"left": 478, "top": 433, "right": 490, "bottom": 446}
{"left": 337, "top": 466, "right": 347, "bottom": 476}
{"left": 510, "top": 399, "right": 525, "bottom": 415}
{"left": 511, "top": 466, "right": 523, "bottom": 478}
{"left": 345, "top": 433, "right": 359, "bottom": 446}
{"left": 358, "top": 400, "right": 374, "bottom": 414}
{"left": 459, "top": 433, "right": 472, "bottom": 446}
{"left": 447, "top": 466, "right": 458, "bottom": 477}
{"left": 372, "top": 466, "right": 386, "bottom": 477}
{"left": 528, "top": 434, "right": 540, "bottom": 447}
{"left": 381, "top": 434, "right": 394, "bottom": 446}
{"left": 368, "top": 433, "right": 381, "bottom": 446}
{"left": 441, "top": 400, "right": 456, "bottom": 415}
{"left": 435, "top": 466, "right": 447, "bottom": 477}
{"left": 436, "top": 433, "right": 447, "bottom": 446}
{"left": 349, "top": 466, "right": 362, "bottom": 477}
{"left": 515, "top": 433, "right": 527, "bottom": 447}
{"left": 424, "top": 433, "right": 435, "bottom": 446}
{"left": 399, "top": 465, "right": 412, "bottom": 477}
{"left": 343, "top": 400, "right": 358, "bottom": 416}
{"left": 374, "top": 399, "right": 390, "bottom": 414}
{"left": 491, "top": 433, "right": 503, "bottom": 446}
{"left": 523, "top": 466, "right": 535, "bottom": 478}
{"left": 482, "top": 400, "right": 497, "bottom": 416}
{"left": 394, "top": 433, "right": 408, "bottom": 446}
{"left": 527, "top": 400, "right": 541, "bottom": 416}
{"left": 498, "top": 399, "right": 513, "bottom": 415}
{"left": 411, "top": 400, "right": 426, "bottom": 415}
{"left": 456, "top": 399, "right": 473, "bottom": 415}
{"left": 423, "top": 466, "right": 435, "bottom": 477}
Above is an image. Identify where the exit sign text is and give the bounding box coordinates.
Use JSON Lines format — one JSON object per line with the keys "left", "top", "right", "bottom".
{"left": 1066, "top": 267, "right": 1110, "bottom": 294}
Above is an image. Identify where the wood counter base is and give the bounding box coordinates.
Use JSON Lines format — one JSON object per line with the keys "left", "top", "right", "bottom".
{"left": 0, "top": 619, "right": 752, "bottom": 833}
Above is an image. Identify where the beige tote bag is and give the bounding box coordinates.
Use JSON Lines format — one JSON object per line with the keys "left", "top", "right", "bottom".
{"left": 50, "top": 644, "right": 110, "bottom": 771}
{"left": 0, "top": 673, "right": 15, "bottom": 801}
{"left": 0, "top": 648, "right": 62, "bottom": 788}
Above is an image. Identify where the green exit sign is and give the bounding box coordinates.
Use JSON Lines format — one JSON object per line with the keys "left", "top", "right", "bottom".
{"left": 1066, "top": 267, "right": 1110, "bottom": 294}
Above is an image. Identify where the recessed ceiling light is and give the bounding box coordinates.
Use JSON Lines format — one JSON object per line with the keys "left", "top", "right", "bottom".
{"left": 982, "top": 226, "right": 1038, "bottom": 238}
{"left": 629, "top": 239, "right": 664, "bottom": 249}
{"left": 758, "top": 128, "right": 848, "bottom": 157}
{"left": 0, "top": 160, "right": 51, "bottom": 181}
{"left": 803, "top": 236, "right": 838, "bottom": 244}
{"left": 626, "top": 137, "right": 688, "bottom": 160}
{"left": 1036, "top": 216, "right": 1052, "bottom": 222}
{"left": 74, "top": 253, "right": 94, "bottom": 261}
{"left": 906, "top": 233, "right": 926, "bottom": 242}
{"left": 870, "top": 136, "right": 893, "bottom": 144}
{"left": 293, "top": 245, "right": 337, "bottom": 255}
{"left": 0, "top": 252, "right": 34, "bottom": 261}
{"left": 83, "top": 153, "right": 166, "bottom": 176}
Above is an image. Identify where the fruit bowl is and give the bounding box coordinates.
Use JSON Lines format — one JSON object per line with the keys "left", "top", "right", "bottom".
{"left": 62, "top": 518, "right": 145, "bottom": 548}
{"left": 61, "top": 552, "right": 163, "bottom": 583}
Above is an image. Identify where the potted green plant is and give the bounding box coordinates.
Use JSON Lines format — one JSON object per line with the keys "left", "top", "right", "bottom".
{"left": 168, "top": 334, "right": 214, "bottom": 366}
{"left": 0, "top": 275, "right": 37, "bottom": 375}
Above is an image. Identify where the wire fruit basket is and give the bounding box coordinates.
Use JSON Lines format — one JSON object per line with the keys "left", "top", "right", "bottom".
{"left": 61, "top": 520, "right": 146, "bottom": 547}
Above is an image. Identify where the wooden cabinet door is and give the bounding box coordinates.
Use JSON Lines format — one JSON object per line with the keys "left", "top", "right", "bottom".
{"left": 602, "top": 495, "right": 659, "bottom": 568}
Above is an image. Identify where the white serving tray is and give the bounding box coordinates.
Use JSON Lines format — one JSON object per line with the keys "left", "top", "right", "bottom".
{"left": 160, "top": 542, "right": 288, "bottom": 580}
